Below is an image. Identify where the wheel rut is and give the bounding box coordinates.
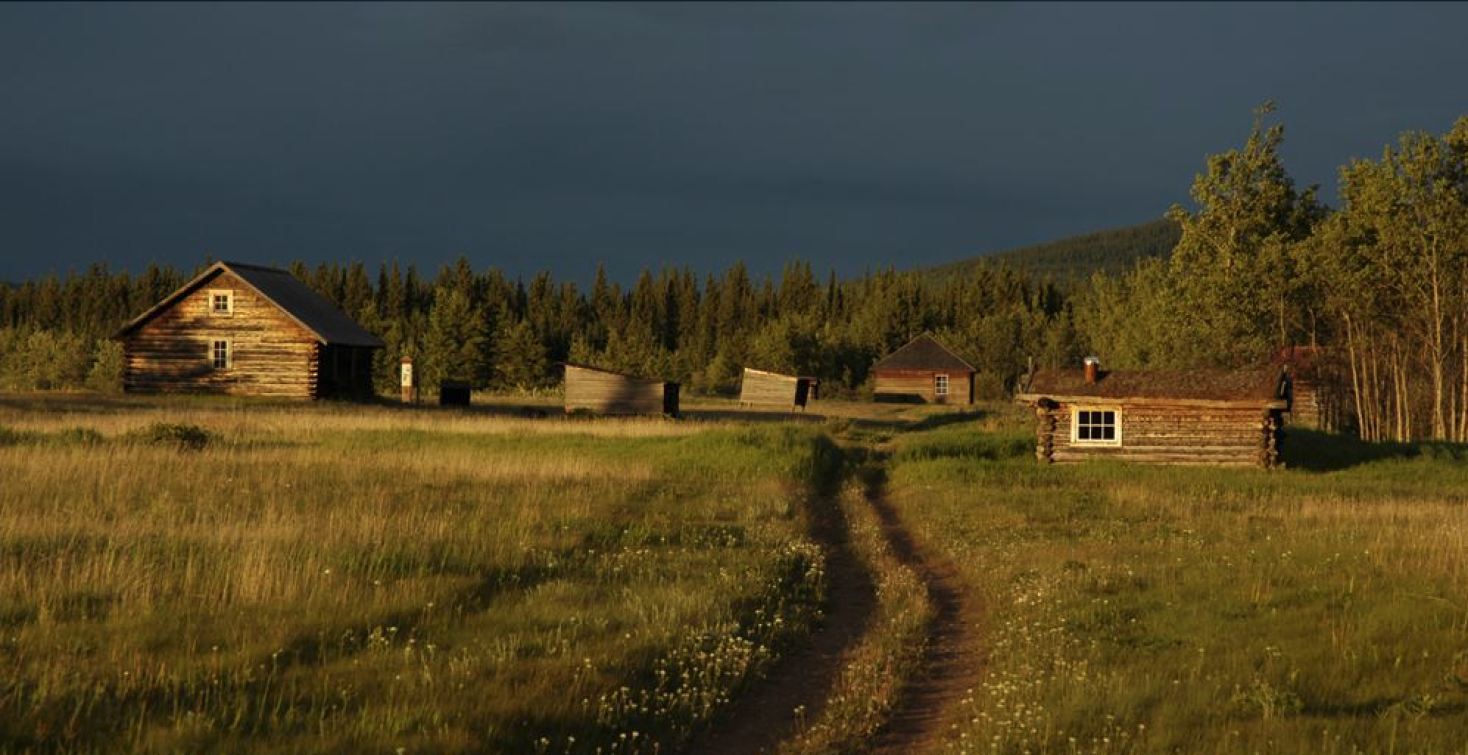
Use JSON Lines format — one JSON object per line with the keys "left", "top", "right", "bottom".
{"left": 861, "top": 454, "right": 987, "bottom": 755}
{"left": 686, "top": 478, "right": 877, "bottom": 755}
{"left": 691, "top": 440, "right": 986, "bottom": 755}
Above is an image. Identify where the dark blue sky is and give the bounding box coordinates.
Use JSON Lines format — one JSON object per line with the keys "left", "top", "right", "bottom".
{"left": 2, "top": 2, "right": 1465, "bottom": 284}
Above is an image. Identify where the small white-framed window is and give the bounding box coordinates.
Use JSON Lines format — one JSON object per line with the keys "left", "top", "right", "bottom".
{"left": 1072, "top": 407, "right": 1121, "bottom": 446}
{"left": 209, "top": 290, "right": 234, "bottom": 315}
{"left": 934, "top": 374, "right": 949, "bottom": 396}
{"left": 210, "top": 340, "right": 232, "bottom": 370}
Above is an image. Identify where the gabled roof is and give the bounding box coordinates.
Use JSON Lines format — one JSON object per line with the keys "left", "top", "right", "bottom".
{"left": 1017, "top": 366, "right": 1287, "bottom": 407}
{"left": 872, "top": 333, "right": 975, "bottom": 373}
{"left": 113, "top": 261, "right": 384, "bottom": 348}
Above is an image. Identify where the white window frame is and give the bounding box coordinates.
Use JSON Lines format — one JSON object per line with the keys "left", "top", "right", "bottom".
{"left": 210, "top": 339, "right": 232, "bottom": 370}
{"left": 934, "top": 374, "right": 949, "bottom": 396}
{"left": 209, "top": 289, "right": 234, "bottom": 315}
{"left": 1071, "top": 406, "right": 1122, "bottom": 446}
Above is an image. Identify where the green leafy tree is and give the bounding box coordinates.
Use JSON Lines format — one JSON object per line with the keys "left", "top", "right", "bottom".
{"left": 1164, "top": 102, "right": 1324, "bottom": 365}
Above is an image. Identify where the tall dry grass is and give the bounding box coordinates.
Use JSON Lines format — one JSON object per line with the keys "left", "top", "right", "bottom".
{"left": 0, "top": 397, "right": 834, "bottom": 754}
{"left": 888, "top": 418, "right": 1468, "bottom": 755}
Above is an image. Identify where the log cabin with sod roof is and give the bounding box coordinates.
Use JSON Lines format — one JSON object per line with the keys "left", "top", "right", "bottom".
{"left": 739, "top": 367, "right": 816, "bottom": 410}
{"left": 562, "top": 363, "right": 680, "bottom": 417}
{"left": 113, "top": 261, "right": 384, "bottom": 399}
{"left": 1015, "top": 358, "right": 1290, "bottom": 468}
{"left": 871, "top": 333, "right": 976, "bottom": 405}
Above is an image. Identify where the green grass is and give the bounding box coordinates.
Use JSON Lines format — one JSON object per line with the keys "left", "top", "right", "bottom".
{"left": 0, "top": 402, "right": 839, "bottom": 754}
{"left": 887, "top": 411, "right": 1468, "bottom": 755}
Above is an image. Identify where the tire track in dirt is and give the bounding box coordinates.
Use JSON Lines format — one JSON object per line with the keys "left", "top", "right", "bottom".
{"left": 862, "top": 454, "right": 988, "bottom": 755}
{"left": 687, "top": 478, "right": 877, "bottom": 755}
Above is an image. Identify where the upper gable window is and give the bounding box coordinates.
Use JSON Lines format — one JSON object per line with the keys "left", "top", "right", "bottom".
{"left": 209, "top": 290, "right": 234, "bottom": 315}
{"left": 1073, "top": 408, "right": 1121, "bottom": 446}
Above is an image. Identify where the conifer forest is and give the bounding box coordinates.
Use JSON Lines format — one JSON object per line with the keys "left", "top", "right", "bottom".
{"left": 3, "top": 109, "right": 1465, "bottom": 441}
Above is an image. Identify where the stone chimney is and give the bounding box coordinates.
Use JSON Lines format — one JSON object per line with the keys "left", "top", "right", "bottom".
{"left": 1083, "top": 356, "right": 1100, "bottom": 384}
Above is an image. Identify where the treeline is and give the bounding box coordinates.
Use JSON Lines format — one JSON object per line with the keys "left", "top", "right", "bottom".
{"left": 926, "top": 217, "right": 1183, "bottom": 285}
{"left": 2, "top": 106, "right": 1463, "bottom": 442}
{"left": 1078, "top": 107, "right": 1468, "bottom": 442}
{"left": 0, "top": 257, "right": 1073, "bottom": 400}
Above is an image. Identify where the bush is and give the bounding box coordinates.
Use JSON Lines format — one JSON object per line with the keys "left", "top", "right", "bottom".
{"left": 126, "top": 422, "right": 213, "bottom": 451}
{"left": 86, "top": 339, "right": 125, "bottom": 394}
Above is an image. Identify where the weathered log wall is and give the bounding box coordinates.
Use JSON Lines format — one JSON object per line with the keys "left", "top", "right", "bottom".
{"left": 1034, "top": 401, "right": 1284, "bottom": 468}
{"left": 874, "top": 370, "right": 973, "bottom": 405}
{"left": 121, "top": 272, "right": 320, "bottom": 398}
{"left": 564, "top": 365, "right": 678, "bottom": 416}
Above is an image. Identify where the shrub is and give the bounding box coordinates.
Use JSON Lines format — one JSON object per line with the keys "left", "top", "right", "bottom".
{"left": 125, "top": 422, "right": 213, "bottom": 451}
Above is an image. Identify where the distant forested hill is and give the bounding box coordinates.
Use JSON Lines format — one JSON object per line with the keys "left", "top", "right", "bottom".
{"left": 924, "top": 218, "right": 1180, "bottom": 284}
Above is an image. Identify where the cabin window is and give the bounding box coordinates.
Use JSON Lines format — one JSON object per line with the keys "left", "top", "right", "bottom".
{"left": 211, "top": 340, "right": 232, "bottom": 370}
{"left": 1072, "top": 408, "right": 1120, "bottom": 446}
{"left": 934, "top": 374, "right": 949, "bottom": 396}
{"left": 209, "top": 290, "right": 234, "bottom": 315}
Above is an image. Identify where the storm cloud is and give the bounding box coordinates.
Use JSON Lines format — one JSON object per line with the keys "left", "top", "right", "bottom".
{"left": 3, "top": 2, "right": 1465, "bottom": 282}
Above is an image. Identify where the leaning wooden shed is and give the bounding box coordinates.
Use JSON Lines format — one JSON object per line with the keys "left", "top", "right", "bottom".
{"left": 872, "top": 333, "right": 975, "bottom": 405}
{"left": 1015, "top": 359, "right": 1289, "bottom": 468}
{"left": 739, "top": 367, "right": 815, "bottom": 410}
{"left": 563, "top": 364, "right": 679, "bottom": 417}
{"left": 113, "top": 261, "right": 383, "bottom": 399}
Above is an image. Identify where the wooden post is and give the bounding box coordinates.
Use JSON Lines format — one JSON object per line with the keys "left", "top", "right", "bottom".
{"left": 400, "top": 357, "right": 417, "bottom": 404}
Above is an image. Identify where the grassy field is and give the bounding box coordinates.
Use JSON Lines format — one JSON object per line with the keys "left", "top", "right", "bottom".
{"left": 887, "top": 407, "right": 1468, "bottom": 755}
{"left": 0, "top": 396, "right": 842, "bottom": 754}
{"left": 6, "top": 393, "right": 1467, "bottom": 755}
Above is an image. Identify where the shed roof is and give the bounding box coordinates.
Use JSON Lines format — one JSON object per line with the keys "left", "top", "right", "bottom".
{"left": 113, "top": 261, "right": 384, "bottom": 348}
{"left": 1017, "top": 366, "right": 1287, "bottom": 407}
{"left": 872, "top": 333, "right": 975, "bottom": 373}
{"left": 562, "top": 363, "right": 675, "bottom": 385}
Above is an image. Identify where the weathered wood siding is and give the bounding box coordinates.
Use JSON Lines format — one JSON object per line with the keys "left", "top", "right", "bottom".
{"left": 873, "top": 370, "right": 974, "bottom": 405}
{"left": 1288, "top": 377, "right": 1346, "bottom": 432}
{"left": 564, "top": 365, "right": 678, "bottom": 416}
{"left": 1034, "top": 401, "right": 1282, "bottom": 467}
{"left": 739, "top": 368, "right": 811, "bottom": 408}
{"left": 121, "top": 272, "right": 319, "bottom": 398}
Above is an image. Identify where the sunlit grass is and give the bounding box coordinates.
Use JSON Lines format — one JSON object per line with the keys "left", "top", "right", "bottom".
{"left": 0, "top": 397, "right": 838, "bottom": 754}
{"left": 888, "top": 411, "right": 1468, "bottom": 755}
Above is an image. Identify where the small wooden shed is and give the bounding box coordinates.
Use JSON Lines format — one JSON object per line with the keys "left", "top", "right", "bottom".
{"left": 563, "top": 364, "right": 679, "bottom": 417}
{"left": 113, "top": 261, "right": 383, "bottom": 399}
{"left": 872, "top": 333, "right": 975, "bottom": 405}
{"left": 1274, "top": 346, "right": 1348, "bottom": 432}
{"left": 739, "top": 367, "right": 815, "bottom": 410}
{"left": 1015, "top": 361, "right": 1289, "bottom": 468}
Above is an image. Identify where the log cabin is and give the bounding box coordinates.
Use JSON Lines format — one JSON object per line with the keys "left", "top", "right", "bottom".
{"left": 872, "top": 333, "right": 975, "bottom": 405}
{"left": 113, "top": 261, "right": 383, "bottom": 399}
{"left": 739, "top": 367, "right": 815, "bottom": 410}
{"left": 1015, "top": 358, "right": 1290, "bottom": 468}
{"left": 563, "top": 364, "right": 680, "bottom": 417}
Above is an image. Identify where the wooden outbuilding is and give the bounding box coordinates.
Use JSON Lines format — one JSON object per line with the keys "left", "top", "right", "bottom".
{"left": 1015, "top": 359, "right": 1289, "bottom": 468}
{"left": 563, "top": 364, "right": 680, "bottom": 417}
{"left": 739, "top": 367, "right": 815, "bottom": 410}
{"left": 113, "top": 261, "right": 383, "bottom": 399}
{"left": 1274, "top": 346, "right": 1348, "bottom": 432}
{"left": 872, "top": 333, "right": 975, "bottom": 405}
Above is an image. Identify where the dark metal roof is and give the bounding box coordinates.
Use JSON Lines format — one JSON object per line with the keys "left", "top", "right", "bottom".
{"left": 872, "top": 333, "right": 976, "bottom": 373}
{"left": 1019, "top": 366, "right": 1287, "bottom": 404}
{"left": 113, "top": 261, "right": 384, "bottom": 348}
